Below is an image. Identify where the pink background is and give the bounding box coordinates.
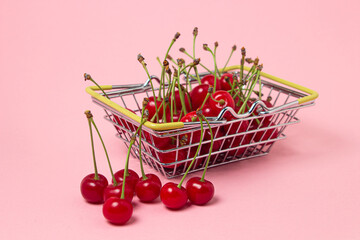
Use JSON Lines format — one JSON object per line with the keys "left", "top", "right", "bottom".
{"left": 1, "top": 0, "right": 359, "bottom": 239}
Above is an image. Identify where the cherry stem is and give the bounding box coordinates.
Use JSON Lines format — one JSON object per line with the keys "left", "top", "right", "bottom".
{"left": 193, "top": 65, "right": 201, "bottom": 85}
{"left": 222, "top": 49, "right": 235, "bottom": 75}
{"left": 200, "top": 116, "right": 213, "bottom": 182}
{"left": 87, "top": 116, "right": 98, "bottom": 180}
{"left": 141, "top": 61, "right": 160, "bottom": 122}
{"left": 213, "top": 45, "right": 221, "bottom": 78}
{"left": 176, "top": 73, "right": 188, "bottom": 115}
{"left": 121, "top": 137, "right": 135, "bottom": 199}
{"left": 181, "top": 49, "right": 213, "bottom": 74}
{"left": 177, "top": 116, "right": 205, "bottom": 188}
{"left": 204, "top": 46, "right": 219, "bottom": 92}
{"left": 238, "top": 70, "right": 260, "bottom": 114}
{"left": 137, "top": 107, "right": 148, "bottom": 180}
{"left": 90, "top": 117, "right": 117, "bottom": 186}
{"left": 200, "top": 92, "right": 211, "bottom": 110}
{"left": 85, "top": 75, "right": 110, "bottom": 99}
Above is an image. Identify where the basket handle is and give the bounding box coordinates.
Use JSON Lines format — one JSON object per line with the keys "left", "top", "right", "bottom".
{"left": 223, "top": 65, "right": 319, "bottom": 104}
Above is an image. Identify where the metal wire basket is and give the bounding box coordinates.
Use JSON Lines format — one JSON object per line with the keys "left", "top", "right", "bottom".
{"left": 86, "top": 65, "right": 318, "bottom": 178}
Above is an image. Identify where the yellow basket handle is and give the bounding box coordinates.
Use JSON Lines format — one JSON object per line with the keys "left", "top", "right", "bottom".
{"left": 223, "top": 65, "right": 318, "bottom": 104}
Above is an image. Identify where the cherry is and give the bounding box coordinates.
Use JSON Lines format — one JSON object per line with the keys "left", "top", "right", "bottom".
{"left": 252, "top": 99, "right": 274, "bottom": 123}
{"left": 165, "top": 109, "right": 181, "bottom": 122}
{"left": 219, "top": 73, "right": 235, "bottom": 91}
{"left": 201, "top": 127, "right": 224, "bottom": 154}
{"left": 103, "top": 197, "right": 133, "bottom": 225}
{"left": 186, "top": 177, "right": 214, "bottom": 205}
{"left": 171, "top": 90, "right": 192, "bottom": 113}
{"left": 144, "top": 173, "right": 162, "bottom": 188}
{"left": 160, "top": 182, "right": 188, "bottom": 209}
{"left": 201, "top": 74, "right": 221, "bottom": 90}
{"left": 143, "top": 131, "right": 171, "bottom": 150}
{"left": 208, "top": 90, "right": 235, "bottom": 115}
{"left": 135, "top": 177, "right": 161, "bottom": 202}
{"left": 223, "top": 119, "right": 249, "bottom": 135}
{"left": 158, "top": 144, "right": 186, "bottom": 169}
{"left": 113, "top": 169, "right": 139, "bottom": 191}
{"left": 180, "top": 111, "right": 203, "bottom": 145}
{"left": 234, "top": 98, "right": 253, "bottom": 113}
{"left": 189, "top": 84, "right": 209, "bottom": 110}
{"left": 112, "top": 108, "right": 137, "bottom": 133}
{"left": 223, "top": 134, "right": 251, "bottom": 156}
{"left": 202, "top": 104, "right": 217, "bottom": 117}
{"left": 145, "top": 96, "right": 163, "bottom": 122}
{"left": 80, "top": 173, "right": 108, "bottom": 204}
{"left": 253, "top": 120, "right": 279, "bottom": 145}
{"left": 103, "top": 183, "right": 134, "bottom": 203}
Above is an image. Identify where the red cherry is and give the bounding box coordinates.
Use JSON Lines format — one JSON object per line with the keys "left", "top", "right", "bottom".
{"left": 234, "top": 99, "right": 253, "bottom": 113}
{"left": 160, "top": 182, "right": 188, "bottom": 209}
{"left": 252, "top": 100, "right": 274, "bottom": 123}
{"left": 165, "top": 109, "right": 181, "bottom": 122}
{"left": 103, "top": 183, "right": 134, "bottom": 203}
{"left": 144, "top": 173, "right": 162, "bottom": 187}
{"left": 201, "top": 127, "right": 224, "bottom": 154}
{"left": 202, "top": 104, "right": 217, "bottom": 117}
{"left": 80, "top": 173, "right": 108, "bottom": 204}
{"left": 113, "top": 169, "right": 139, "bottom": 191}
{"left": 223, "top": 119, "right": 249, "bottom": 135}
{"left": 219, "top": 73, "right": 235, "bottom": 91}
{"left": 190, "top": 84, "right": 209, "bottom": 110}
{"left": 253, "top": 120, "right": 279, "bottom": 145}
{"left": 135, "top": 178, "right": 161, "bottom": 202}
{"left": 145, "top": 96, "right": 163, "bottom": 122}
{"left": 201, "top": 74, "right": 221, "bottom": 90}
{"left": 223, "top": 134, "right": 251, "bottom": 156}
{"left": 103, "top": 197, "right": 133, "bottom": 225}
{"left": 186, "top": 177, "right": 215, "bottom": 205}
{"left": 171, "top": 90, "right": 192, "bottom": 113}
{"left": 158, "top": 144, "right": 186, "bottom": 169}
{"left": 143, "top": 131, "right": 171, "bottom": 150}
{"left": 112, "top": 108, "right": 137, "bottom": 133}
{"left": 180, "top": 111, "right": 203, "bottom": 145}
{"left": 208, "top": 90, "right": 235, "bottom": 115}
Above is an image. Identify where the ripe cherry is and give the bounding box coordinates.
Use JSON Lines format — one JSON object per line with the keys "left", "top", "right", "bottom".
{"left": 165, "top": 109, "right": 181, "bottom": 122}
{"left": 113, "top": 169, "right": 139, "bottom": 191}
{"left": 201, "top": 127, "right": 224, "bottom": 154}
{"left": 223, "top": 134, "right": 251, "bottom": 156}
{"left": 180, "top": 111, "right": 203, "bottom": 145}
{"left": 135, "top": 177, "right": 161, "bottom": 202}
{"left": 143, "top": 131, "right": 171, "bottom": 150}
{"left": 103, "top": 183, "right": 134, "bottom": 202}
{"left": 145, "top": 96, "right": 163, "bottom": 122}
{"left": 253, "top": 120, "right": 279, "bottom": 145}
{"left": 171, "top": 90, "right": 192, "bottom": 113}
{"left": 201, "top": 74, "right": 221, "bottom": 90}
{"left": 158, "top": 144, "right": 186, "bottom": 169}
{"left": 202, "top": 104, "right": 217, "bottom": 117}
{"left": 112, "top": 108, "right": 137, "bottom": 133}
{"left": 160, "top": 182, "right": 188, "bottom": 209}
{"left": 219, "top": 73, "right": 235, "bottom": 91}
{"left": 190, "top": 84, "right": 210, "bottom": 110}
{"left": 208, "top": 90, "right": 235, "bottom": 115}
{"left": 186, "top": 177, "right": 214, "bottom": 205}
{"left": 144, "top": 173, "right": 162, "bottom": 188}
{"left": 80, "top": 173, "right": 108, "bottom": 204}
{"left": 103, "top": 197, "right": 133, "bottom": 225}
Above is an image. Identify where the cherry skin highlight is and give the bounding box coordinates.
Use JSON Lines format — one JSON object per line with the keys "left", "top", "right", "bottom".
{"left": 103, "top": 197, "right": 133, "bottom": 225}
{"left": 160, "top": 182, "right": 188, "bottom": 209}
{"left": 145, "top": 96, "right": 163, "bottom": 122}
{"left": 144, "top": 173, "right": 162, "bottom": 188}
{"left": 186, "top": 177, "right": 215, "bottom": 205}
{"left": 80, "top": 173, "right": 108, "bottom": 204}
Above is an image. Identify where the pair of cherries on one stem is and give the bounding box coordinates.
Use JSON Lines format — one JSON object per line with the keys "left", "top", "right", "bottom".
{"left": 160, "top": 112, "right": 215, "bottom": 209}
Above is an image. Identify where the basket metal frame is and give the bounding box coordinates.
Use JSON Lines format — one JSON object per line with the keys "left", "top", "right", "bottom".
{"left": 89, "top": 70, "right": 315, "bottom": 178}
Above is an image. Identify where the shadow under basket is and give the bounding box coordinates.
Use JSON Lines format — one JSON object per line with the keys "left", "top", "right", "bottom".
{"left": 86, "top": 65, "right": 318, "bottom": 178}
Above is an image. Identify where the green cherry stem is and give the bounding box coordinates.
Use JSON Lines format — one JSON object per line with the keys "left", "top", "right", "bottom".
{"left": 200, "top": 116, "right": 213, "bottom": 182}
{"left": 121, "top": 136, "right": 135, "bottom": 199}
{"left": 138, "top": 54, "right": 160, "bottom": 122}
{"left": 203, "top": 44, "right": 219, "bottom": 92}
{"left": 85, "top": 110, "right": 98, "bottom": 180}
{"left": 177, "top": 114, "right": 205, "bottom": 188}
{"left": 89, "top": 112, "right": 118, "bottom": 186}
{"left": 180, "top": 48, "right": 213, "bottom": 74}
{"left": 138, "top": 103, "right": 148, "bottom": 180}
{"left": 84, "top": 73, "right": 110, "bottom": 99}
{"left": 221, "top": 45, "right": 237, "bottom": 75}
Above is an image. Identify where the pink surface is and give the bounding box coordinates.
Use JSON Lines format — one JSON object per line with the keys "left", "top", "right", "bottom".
{"left": 1, "top": 0, "right": 359, "bottom": 239}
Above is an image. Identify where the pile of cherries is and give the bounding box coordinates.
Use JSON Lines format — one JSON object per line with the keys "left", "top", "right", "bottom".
{"left": 82, "top": 28, "right": 279, "bottom": 225}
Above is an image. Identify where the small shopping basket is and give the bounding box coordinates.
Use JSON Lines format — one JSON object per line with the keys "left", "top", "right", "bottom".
{"left": 86, "top": 65, "right": 318, "bottom": 178}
